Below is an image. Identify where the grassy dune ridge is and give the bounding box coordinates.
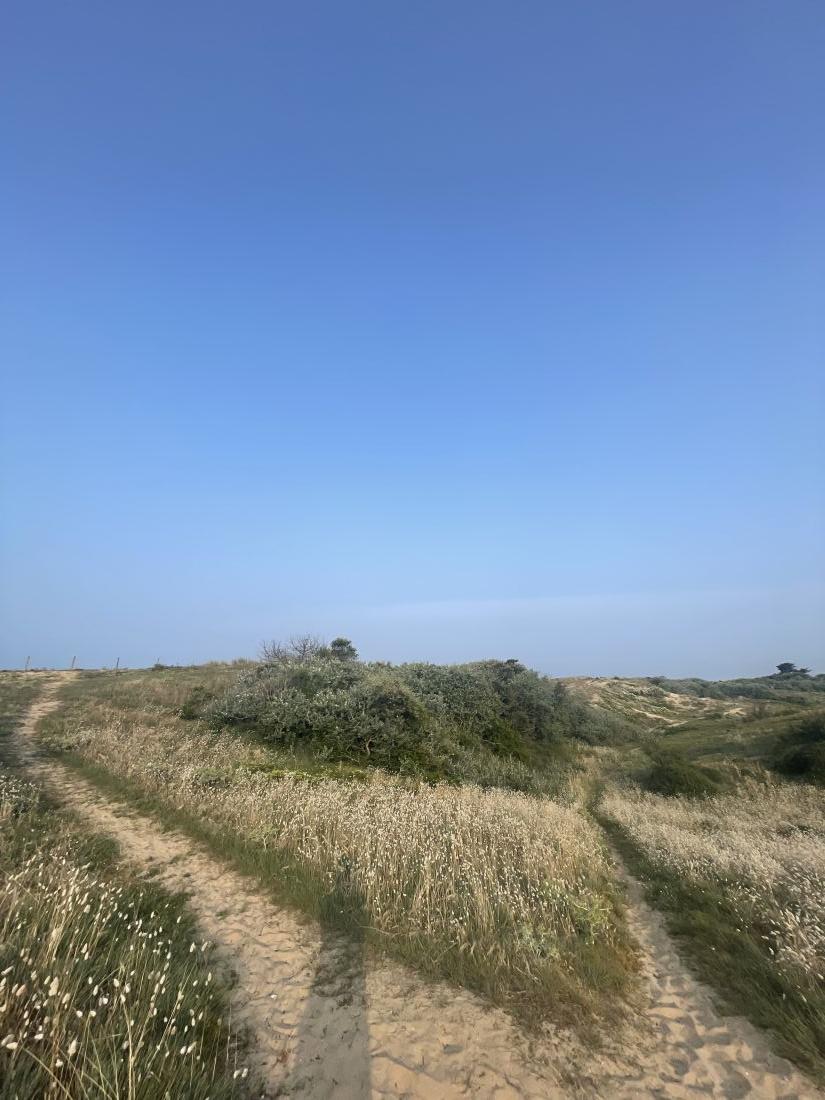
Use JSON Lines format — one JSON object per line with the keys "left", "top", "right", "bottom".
{"left": 35, "top": 665, "right": 637, "bottom": 1025}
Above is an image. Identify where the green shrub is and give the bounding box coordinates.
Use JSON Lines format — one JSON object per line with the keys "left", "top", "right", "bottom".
{"left": 207, "top": 646, "right": 626, "bottom": 783}
{"left": 643, "top": 749, "right": 732, "bottom": 798}
{"left": 785, "top": 713, "right": 825, "bottom": 745}
{"left": 773, "top": 713, "right": 825, "bottom": 784}
{"left": 179, "top": 684, "right": 216, "bottom": 719}
{"left": 649, "top": 673, "right": 825, "bottom": 705}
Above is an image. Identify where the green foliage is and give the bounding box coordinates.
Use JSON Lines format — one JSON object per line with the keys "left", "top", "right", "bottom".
{"left": 207, "top": 648, "right": 623, "bottom": 784}
{"left": 179, "top": 683, "right": 217, "bottom": 719}
{"left": 647, "top": 671, "right": 825, "bottom": 705}
{"left": 774, "top": 744, "right": 825, "bottom": 784}
{"left": 643, "top": 749, "right": 732, "bottom": 798}
{"left": 328, "top": 637, "right": 358, "bottom": 661}
{"left": 783, "top": 713, "right": 825, "bottom": 745}
{"left": 773, "top": 713, "right": 825, "bottom": 785}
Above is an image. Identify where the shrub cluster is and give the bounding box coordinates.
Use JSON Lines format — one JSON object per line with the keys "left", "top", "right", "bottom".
{"left": 642, "top": 748, "right": 732, "bottom": 798}
{"left": 647, "top": 672, "right": 825, "bottom": 704}
{"left": 205, "top": 643, "right": 624, "bottom": 779}
{"left": 773, "top": 714, "right": 825, "bottom": 785}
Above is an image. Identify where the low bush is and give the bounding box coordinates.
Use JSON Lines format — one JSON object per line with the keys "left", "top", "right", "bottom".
{"left": 773, "top": 714, "right": 825, "bottom": 785}
{"left": 642, "top": 749, "right": 732, "bottom": 798}
{"left": 205, "top": 647, "right": 627, "bottom": 782}
{"left": 179, "top": 684, "right": 217, "bottom": 720}
{"left": 648, "top": 673, "right": 825, "bottom": 705}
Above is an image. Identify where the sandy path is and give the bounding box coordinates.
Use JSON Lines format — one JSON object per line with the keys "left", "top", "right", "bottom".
{"left": 9, "top": 673, "right": 823, "bottom": 1099}
{"left": 595, "top": 854, "right": 821, "bottom": 1099}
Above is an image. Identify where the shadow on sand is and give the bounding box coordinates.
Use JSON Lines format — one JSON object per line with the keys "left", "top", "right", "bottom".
{"left": 281, "top": 881, "right": 372, "bottom": 1098}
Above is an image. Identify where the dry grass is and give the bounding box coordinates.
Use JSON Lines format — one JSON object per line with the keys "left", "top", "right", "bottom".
{"left": 603, "top": 776, "right": 825, "bottom": 983}
{"left": 0, "top": 772, "right": 253, "bottom": 1100}
{"left": 36, "top": 674, "right": 636, "bottom": 1023}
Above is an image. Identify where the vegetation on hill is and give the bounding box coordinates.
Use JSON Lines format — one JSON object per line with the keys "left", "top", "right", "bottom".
{"left": 641, "top": 748, "right": 733, "bottom": 798}
{"left": 647, "top": 664, "right": 825, "bottom": 705}
{"left": 587, "top": 663, "right": 825, "bottom": 1081}
{"left": 17, "top": 653, "right": 825, "bottom": 1079}
{"left": 560, "top": 675, "right": 743, "bottom": 731}
{"left": 568, "top": 665, "right": 825, "bottom": 776}
{"left": 773, "top": 713, "right": 825, "bottom": 785}
{"left": 196, "top": 637, "right": 629, "bottom": 786}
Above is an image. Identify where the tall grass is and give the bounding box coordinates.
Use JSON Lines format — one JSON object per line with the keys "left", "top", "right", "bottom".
{"left": 0, "top": 772, "right": 252, "bottom": 1099}
{"left": 37, "top": 675, "right": 636, "bottom": 1024}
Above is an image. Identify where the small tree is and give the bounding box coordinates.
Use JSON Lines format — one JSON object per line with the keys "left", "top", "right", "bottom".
{"left": 289, "top": 635, "right": 325, "bottom": 661}
{"left": 329, "top": 637, "right": 358, "bottom": 662}
{"left": 260, "top": 640, "right": 284, "bottom": 663}
{"left": 776, "top": 662, "right": 797, "bottom": 675}
{"left": 260, "top": 635, "right": 326, "bottom": 664}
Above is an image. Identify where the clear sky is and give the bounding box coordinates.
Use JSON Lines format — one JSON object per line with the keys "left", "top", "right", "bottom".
{"left": 2, "top": 2, "right": 824, "bottom": 677}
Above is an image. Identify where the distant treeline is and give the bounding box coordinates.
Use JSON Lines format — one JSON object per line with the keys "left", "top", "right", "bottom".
{"left": 647, "top": 669, "right": 825, "bottom": 704}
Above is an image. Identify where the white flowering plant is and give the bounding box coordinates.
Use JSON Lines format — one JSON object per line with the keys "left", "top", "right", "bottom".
{"left": 0, "top": 771, "right": 253, "bottom": 1099}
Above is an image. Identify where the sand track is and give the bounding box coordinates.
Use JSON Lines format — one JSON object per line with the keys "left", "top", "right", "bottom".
{"left": 603, "top": 855, "right": 821, "bottom": 1098}
{"left": 7, "top": 673, "right": 821, "bottom": 1098}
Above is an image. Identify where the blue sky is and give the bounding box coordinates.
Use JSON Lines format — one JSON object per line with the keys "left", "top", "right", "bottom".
{"left": 2, "top": 2, "right": 824, "bottom": 676}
